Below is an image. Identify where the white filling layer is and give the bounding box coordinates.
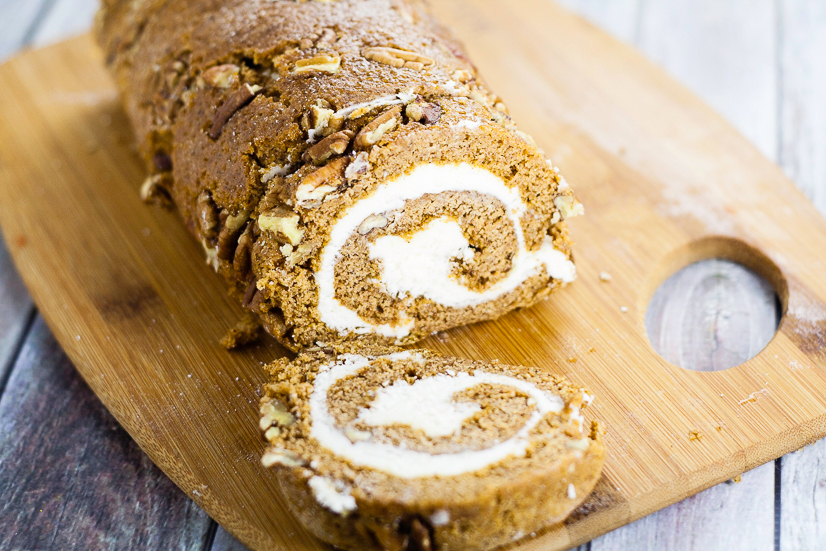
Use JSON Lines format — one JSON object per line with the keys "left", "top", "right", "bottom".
{"left": 308, "top": 476, "right": 357, "bottom": 515}
{"left": 309, "top": 352, "right": 565, "bottom": 478}
{"left": 357, "top": 373, "right": 482, "bottom": 438}
{"left": 315, "top": 163, "right": 576, "bottom": 338}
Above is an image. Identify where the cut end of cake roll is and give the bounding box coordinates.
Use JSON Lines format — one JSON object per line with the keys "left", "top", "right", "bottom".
{"left": 259, "top": 349, "right": 605, "bottom": 551}
{"left": 96, "top": 0, "right": 583, "bottom": 351}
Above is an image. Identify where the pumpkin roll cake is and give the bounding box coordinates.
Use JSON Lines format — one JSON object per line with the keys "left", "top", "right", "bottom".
{"left": 96, "top": 0, "right": 584, "bottom": 351}
{"left": 259, "top": 348, "right": 605, "bottom": 550}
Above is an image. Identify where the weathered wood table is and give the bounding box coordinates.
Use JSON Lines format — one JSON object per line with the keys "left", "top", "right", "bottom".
{"left": 1, "top": 0, "right": 824, "bottom": 549}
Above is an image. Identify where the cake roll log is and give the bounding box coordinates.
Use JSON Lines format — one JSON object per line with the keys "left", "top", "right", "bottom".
{"left": 260, "top": 348, "right": 605, "bottom": 550}
{"left": 96, "top": 0, "right": 584, "bottom": 351}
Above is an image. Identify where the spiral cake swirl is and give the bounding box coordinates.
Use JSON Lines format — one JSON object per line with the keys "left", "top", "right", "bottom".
{"left": 260, "top": 349, "right": 605, "bottom": 551}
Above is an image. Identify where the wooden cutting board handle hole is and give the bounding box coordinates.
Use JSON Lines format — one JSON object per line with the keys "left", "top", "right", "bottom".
{"left": 644, "top": 237, "right": 786, "bottom": 372}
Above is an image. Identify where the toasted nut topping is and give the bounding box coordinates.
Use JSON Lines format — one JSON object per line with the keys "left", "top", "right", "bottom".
{"left": 302, "top": 130, "right": 353, "bottom": 164}
{"left": 233, "top": 225, "right": 254, "bottom": 281}
{"left": 302, "top": 100, "right": 336, "bottom": 141}
{"left": 200, "top": 239, "right": 220, "bottom": 272}
{"left": 153, "top": 151, "right": 172, "bottom": 172}
{"left": 363, "top": 46, "right": 434, "bottom": 70}
{"left": 196, "top": 191, "right": 219, "bottom": 238}
{"left": 287, "top": 242, "right": 315, "bottom": 266}
{"left": 262, "top": 448, "right": 305, "bottom": 468}
{"left": 202, "top": 64, "right": 240, "bottom": 88}
{"left": 258, "top": 208, "right": 304, "bottom": 245}
{"left": 293, "top": 53, "right": 341, "bottom": 74}
{"left": 358, "top": 214, "right": 388, "bottom": 235}
{"left": 140, "top": 174, "right": 173, "bottom": 207}
{"left": 296, "top": 157, "right": 348, "bottom": 206}
{"left": 217, "top": 211, "right": 249, "bottom": 261}
{"left": 452, "top": 69, "right": 473, "bottom": 83}
{"left": 554, "top": 195, "right": 585, "bottom": 220}
{"left": 209, "top": 83, "right": 262, "bottom": 139}
{"left": 355, "top": 105, "right": 402, "bottom": 149}
{"left": 345, "top": 152, "right": 370, "bottom": 180}
{"left": 405, "top": 98, "right": 441, "bottom": 125}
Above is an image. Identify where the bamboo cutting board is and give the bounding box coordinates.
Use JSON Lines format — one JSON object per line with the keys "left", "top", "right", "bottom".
{"left": 2, "top": 0, "right": 826, "bottom": 549}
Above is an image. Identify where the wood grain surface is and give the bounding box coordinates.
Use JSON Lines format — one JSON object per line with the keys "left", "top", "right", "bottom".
{"left": 3, "top": 3, "right": 822, "bottom": 545}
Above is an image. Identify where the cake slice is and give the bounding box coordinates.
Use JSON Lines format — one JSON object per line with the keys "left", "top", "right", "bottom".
{"left": 96, "top": 0, "right": 583, "bottom": 351}
{"left": 260, "top": 348, "right": 605, "bottom": 550}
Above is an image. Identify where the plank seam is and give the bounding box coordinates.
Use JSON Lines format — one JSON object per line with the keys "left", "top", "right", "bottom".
{"left": 774, "top": 456, "right": 782, "bottom": 551}
{"left": 0, "top": 307, "right": 37, "bottom": 400}
{"left": 203, "top": 519, "right": 219, "bottom": 551}
{"left": 19, "top": 0, "right": 59, "bottom": 49}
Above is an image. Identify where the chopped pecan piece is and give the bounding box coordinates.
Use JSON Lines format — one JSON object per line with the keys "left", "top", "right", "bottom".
{"left": 208, "top": 83, "right": 262, "bottom": 139}
{"left": 202, "top": 64, "right": 240, "bottom": 89}
{"left": 293, "top": 53, "right": 341, "bottom": 74}
{"left": 259, "top": 207, "right": 304, "bottom": 245}
{"left": 296, "top": 157, "right": 348, "bottom": 206}
{"left": 152, "top": 151, "right": 172, "bottom": 172}
{"left": 355, "top": 106, "right": 402, "bottom": 149}
{"left": 139, "top": 174, "right": 173, "bottom": 207}
{"left": 405, "top": 98, "right": 441, "bottom": 125}
{"left": 302, "top": 130, "right": 353, "bottom": 164}
{"left": 362, "top": 47, "right": 434, "bottom": 70}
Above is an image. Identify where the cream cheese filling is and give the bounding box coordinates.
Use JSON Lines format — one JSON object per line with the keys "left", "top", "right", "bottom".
{"left": 315, "top": 163, "right": 576, "bottom": 339}
{"left": 309, "top": 352, "right": 565, "bottom": 478}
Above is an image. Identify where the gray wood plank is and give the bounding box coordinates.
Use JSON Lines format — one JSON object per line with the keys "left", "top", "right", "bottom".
{"left": 212, "top": 526, "right": 251, "bottom": 551}
{"left": 0, "top": 0, "right": 53, "bottom": 62}
{"left": 30, "top": 0, "right": 99, "bottom": 48}
{"left": 778, "top": 0, "right": 826, "bottom": 216}
{"left": 646, "top": 260, "right": 780, "bottom": 372}
{"left": 0, "top": 317, "right": 213, "bottom": 550}
{"left": 553, "top": 0, "right": 643, "bottom": 45}
{"left": 779, "top": 442, "right": 826, "bottom": 550}
{"left": 635, "top": 0, "right": 779, "bottom": 161}
{"left": 0, "top": 234, "right": 35, "bottom": 388}
{"left": 776, "top": 2, "right": 826, "bottom": 549}
{"left": 593, "top": 463, "right": 776, "bottom": 550}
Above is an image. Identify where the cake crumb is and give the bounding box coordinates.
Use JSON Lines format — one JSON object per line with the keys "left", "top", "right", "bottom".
{"left": 732, "top": 475, "right": 742, "bottom": 483}
{"left": 220, "top": 313, "right": 262, "bottom": 350}
{"left": 599, "top": 271, "right": 612, "bottom": 282}
{"left": 689, "top": 429, "right": 703, "bottom": 442}
{"left": 620, "top": 306, "right": 628, "bottom": 313}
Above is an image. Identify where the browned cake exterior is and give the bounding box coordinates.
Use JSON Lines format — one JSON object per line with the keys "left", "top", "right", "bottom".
{"left": 95, "top": 0, "right": 583, "bottom": 350}
{"left": 260, "top": 348, "right": 606, "bottom": 551}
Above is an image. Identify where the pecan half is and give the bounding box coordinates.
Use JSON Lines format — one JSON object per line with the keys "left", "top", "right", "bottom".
{"left": 296, "top": 157, "right": 348, "bottom": 206}
{"left": 217, "top": 211, "right": 249, "bottom": 261}
{"left": 355, "top": 106, "right": 402, "bottom": 149}
{"left": 363, "top": 47, "right": 434, "bottom": 71}
{"left": 233, "top": 225, "right": 254, "bottom": 281}
{"left": 293, "top": 53, "right": 341, "bottom": 74}
{"left": 196, "top": 191, "right": 219, "bottom": 239}
{"left": 302, "top": 130, "right": 353, "bottom": 165}
{"left": 208, "top": 83, "right": 262, "bottom": 139}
